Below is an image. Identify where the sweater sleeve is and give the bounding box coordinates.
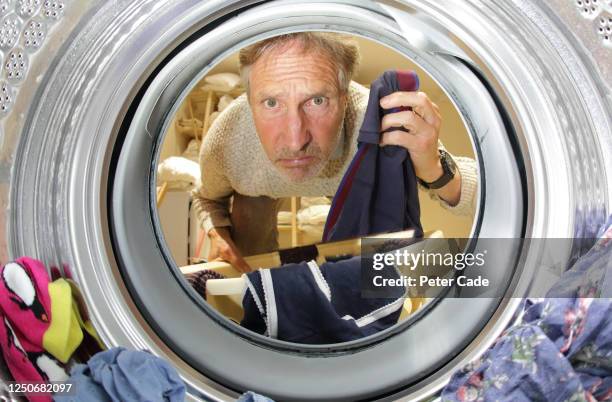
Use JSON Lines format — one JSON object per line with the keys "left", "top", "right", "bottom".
{"left": 419, "top": 142, "right": 479, "bottom": 217}
{"left": 190, "top": 120, "right": 234, "bottom": 234}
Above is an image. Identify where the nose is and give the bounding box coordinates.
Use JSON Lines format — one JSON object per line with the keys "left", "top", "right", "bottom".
{"left": 285, "top": 108, "right": 311, "bottom": 152}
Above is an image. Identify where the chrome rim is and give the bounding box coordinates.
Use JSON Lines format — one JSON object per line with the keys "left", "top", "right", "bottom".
{"left": 2, "top": 0, "right": 610, "bottom": 400}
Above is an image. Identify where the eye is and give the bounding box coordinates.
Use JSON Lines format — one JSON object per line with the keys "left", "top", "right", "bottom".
{"left": 264, "top": 98, "right": 278, "bottom": 108}
{"left": 311, "top": 96, "right": 325, "bottom": 106}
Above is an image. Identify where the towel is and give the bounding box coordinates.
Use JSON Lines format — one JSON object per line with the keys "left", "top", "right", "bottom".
{"left": 157, "top": 156, "right": 201, "bottom": 190}
{"left": 203, "top": 72, "right": 241, "bottom": 90}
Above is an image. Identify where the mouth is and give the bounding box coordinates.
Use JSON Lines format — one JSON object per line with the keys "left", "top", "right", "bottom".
{"left": 277, "top": 156, "right": 317, "bottom": 168}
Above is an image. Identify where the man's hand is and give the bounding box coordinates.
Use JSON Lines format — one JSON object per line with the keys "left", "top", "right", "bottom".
{"left": 379, "top": 91, "right": 461, "bottom": 206}
{"left": 207, "top": 227, "right": 252, "bottom": 273}
{"left": 379, "top": 91, "right": 442, "bottom": 179}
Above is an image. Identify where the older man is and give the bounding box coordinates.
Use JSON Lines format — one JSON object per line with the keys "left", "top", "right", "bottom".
{"left": 192, "top": 33, "right": 478, "bottom": 272}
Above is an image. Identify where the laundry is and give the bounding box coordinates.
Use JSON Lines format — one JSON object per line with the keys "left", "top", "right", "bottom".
{"left": 546, "top": 214, "right": 612, "bottom": 298}
{"left": 0, "top": 258, "right": 52, "bottom": 346}
{"left": 442, "top": 324, "right": 594, "bottom": 402}
{"left": 181, "top": 138, "right": 201, "bottom": 162}
{"left": 53, "top": 347, "right": 186, "bottom": 402}
{"left": 43, "top": 278, "right": 104, "bottom": 364}
{"left": 157, "top": 156, "right": 202, "bottom": 191}
{"left": 64, "top": 279, "right": 104, "bottom": 352}
{"left": 277, "top": 244, "right": 319, "bottom": 265}
{"left": 185, "top": 269, "right": 226, "bottom": 300}
{"left": 217, "top": 94, "right": 235, "bottom": 112}
{"left": 323, "top": 70, "right": 423, "bottom": 242}
{"left": 441, "top": 216, "right": 612, "bottom": 402}
{"left": 0, "top": 258, "right": 69, "bottom": 402}
{"left": 0, "top": 312, "right": 67, "bottom": 402}
{"left": 241, "top": 257, "right": 406, "bottom": 343}
{"left": 202, "top": 72, "right": 241, "bottom": 90}
{"left": 43, "top": 279, "right": 83, "bottom": 363}
{"left": 277, "top": 200, "right": 331, "bottom": 239}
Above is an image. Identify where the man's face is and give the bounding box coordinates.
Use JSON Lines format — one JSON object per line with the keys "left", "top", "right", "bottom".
{"left": 248, "top": 42, "right": 347, "bottom": 182}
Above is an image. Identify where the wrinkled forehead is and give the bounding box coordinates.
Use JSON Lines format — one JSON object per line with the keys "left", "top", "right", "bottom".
{"left": 250, "top": 42, "right": 341, "bottom": 92}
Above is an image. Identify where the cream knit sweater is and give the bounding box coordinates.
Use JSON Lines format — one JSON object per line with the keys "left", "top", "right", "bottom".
{"left": 192, "top": 82, "right": 479, "bottom": 236}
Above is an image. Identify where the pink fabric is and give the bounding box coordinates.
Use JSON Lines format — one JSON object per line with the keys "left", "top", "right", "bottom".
{"left": 0, "top": 257, "right": 51, "bottom": 345}
{"left": 0, "top": 258, "right": 55, "bottom": 402}
{"left": 0, "top": 311, "right": 51, "bottom": 402}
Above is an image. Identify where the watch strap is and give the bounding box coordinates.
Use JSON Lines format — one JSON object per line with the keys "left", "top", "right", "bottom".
{"left": 417, "top": 150, "right": 456, "bottom": 190}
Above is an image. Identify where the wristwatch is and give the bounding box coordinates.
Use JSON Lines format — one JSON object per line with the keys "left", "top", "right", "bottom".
{"left": 417, "top": 149, "right": 457, "bottom": 190}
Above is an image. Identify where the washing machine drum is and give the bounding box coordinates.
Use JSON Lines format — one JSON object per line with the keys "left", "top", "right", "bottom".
{"left": 3, "top": 1, "right": 611, "bottom": 400}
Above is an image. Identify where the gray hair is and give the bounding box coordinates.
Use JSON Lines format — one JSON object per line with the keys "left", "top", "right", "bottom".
{"left": 238, "top": 32, "right": 360, "bottom": 95}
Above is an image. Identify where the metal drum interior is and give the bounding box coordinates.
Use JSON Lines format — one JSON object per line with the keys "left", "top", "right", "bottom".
{"left": 1, "top": 1, "right": 610, "bottom": 401}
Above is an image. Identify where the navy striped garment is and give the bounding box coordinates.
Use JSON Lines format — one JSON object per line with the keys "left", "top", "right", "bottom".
{"left": 323, "top": 70, "right": 423, "bottom": 241}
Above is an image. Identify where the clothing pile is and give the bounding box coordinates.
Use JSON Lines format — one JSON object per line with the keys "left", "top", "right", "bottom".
{"left": 277, "top": 197, "right": 331, "bottom": 240}
{"left": 0, "top": 258, "right": 187, "bottom": 402}
{"left": 0, "top": 257, "right": 104, "bottom": 402}
{"left": 235, "top": 216, "right": 612, "bottom": 402}
{"left": 442, "top": 215, "right": 612, "bottom": 402}
{"left": 53, "top": 347, "right": 185, "bottom": 402}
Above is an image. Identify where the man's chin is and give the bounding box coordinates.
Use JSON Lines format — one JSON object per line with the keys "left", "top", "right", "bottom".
{"left": 277, "top": 165, "right": 321, "bottom": 182}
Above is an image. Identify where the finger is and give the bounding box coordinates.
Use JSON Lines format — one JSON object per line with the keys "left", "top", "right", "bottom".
{"left": 219, "top": 253, "right": 250, "bottom": 273}
{"left": 431, "top": 101, "right": 440, "bottom": 113}
{"left": 380, "top": 91, "right": 440, "bottom": 128}
{"left": 221, "top": 248, "right": 251, "bottom": 273}
{"left": 235, "top": 258, "right": 252, "bottom": 273}
{"left": 380, "top": 110, "right": 418, "bottom": 133}
{"left": 380, "top": 130, "right": 419, "bottom": 151}
{"left": 380, "top": 129, "right": 438, "bottom": 154}
{"left": 229, "top": 256, "right": 251, "bottom": 273}
{"left": 381, "top": 110, "right": 433, "bottom": 138}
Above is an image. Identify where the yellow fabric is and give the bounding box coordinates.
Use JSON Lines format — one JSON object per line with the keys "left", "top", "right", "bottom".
{"left": 66, "top": 279, "right": 105, "bottom": 350}
{"left": 43, "top": 279, "right": 83, "bottom": 363}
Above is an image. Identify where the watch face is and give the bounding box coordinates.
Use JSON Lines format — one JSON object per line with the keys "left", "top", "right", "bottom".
{"left": 441, "top": 150, "right": 457, "bottom": 175}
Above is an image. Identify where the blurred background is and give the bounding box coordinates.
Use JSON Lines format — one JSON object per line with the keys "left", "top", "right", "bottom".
{"left": 156, "top": 35, "right": 476, "bottom": 268}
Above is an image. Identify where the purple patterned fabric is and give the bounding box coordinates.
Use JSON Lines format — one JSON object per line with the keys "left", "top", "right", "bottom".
{"left": 442, "top": 216, "right": 612, "bottom": 402}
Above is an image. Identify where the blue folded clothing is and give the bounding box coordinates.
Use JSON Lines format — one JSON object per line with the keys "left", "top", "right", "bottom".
{"left": 241, "top": 257, "right": 406, "bottom": 344}
{"left": 53, "top": 347, "right": 186, "bottom": 402}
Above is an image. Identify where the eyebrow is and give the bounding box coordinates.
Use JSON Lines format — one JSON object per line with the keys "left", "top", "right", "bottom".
{"left": 254, "top": 89, "right": 334, "bottom": 103}
{"left": 254, "top": 90, "right": 286, "bottom": 102}
{"left": 308, "top": 92, "right": 330, "bottom": 98}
